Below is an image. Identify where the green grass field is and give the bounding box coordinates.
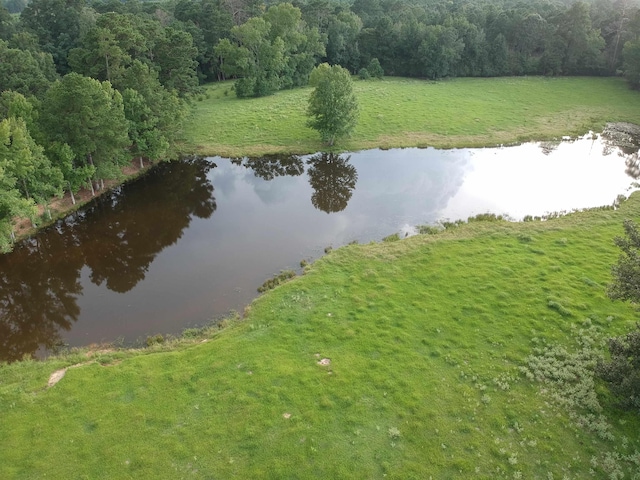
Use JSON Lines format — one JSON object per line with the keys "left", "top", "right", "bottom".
{"left": 2, "top": 193, "right": 640, "bottom": 478}
{"left": 183, "top": 76, "right": 640, "bottom": 157}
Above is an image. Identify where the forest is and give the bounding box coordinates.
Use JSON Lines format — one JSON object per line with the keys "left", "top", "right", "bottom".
{"left": 1, "top": 0, "right": 640, "bottom": 251}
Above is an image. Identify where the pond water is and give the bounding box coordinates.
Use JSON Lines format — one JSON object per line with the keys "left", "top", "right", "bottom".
{"left": 1, "top": 134, "right": 638, "bottom": 362}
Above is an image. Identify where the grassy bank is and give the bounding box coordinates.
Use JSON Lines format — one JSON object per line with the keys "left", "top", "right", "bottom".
{"left": 2, "top": 193, "right": 640, "bottom": 478}
{"left": 183, "top": 76, "right": 640, "bottom": 157}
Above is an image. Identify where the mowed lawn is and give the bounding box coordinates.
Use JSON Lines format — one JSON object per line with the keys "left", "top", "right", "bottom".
{"left": 183, "top": 76, "right": 640, "bottom": 157}
{"left": 2, "top": 193, "right": 640, "bottom": 478}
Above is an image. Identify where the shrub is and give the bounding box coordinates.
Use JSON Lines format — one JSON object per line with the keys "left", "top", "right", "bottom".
{"left": 608, "top": 219, "right": 640, "bottom": 303}
{"left": 596, "top": 325, "right": 640, "bottom": 412}
{"left": 358, "top": 68, "right": 371, "bottom": 80}
{"left": 418, "top": 225, "right": 442, "bottom": 235}
{"left": 368, "top": 58, "right": 384, "bottom": 79}
{"left": 257, "top": 270, "right": 296, "bottom": 293}
{"left": 468, "top": 213, "right": 504, "bottom": 222}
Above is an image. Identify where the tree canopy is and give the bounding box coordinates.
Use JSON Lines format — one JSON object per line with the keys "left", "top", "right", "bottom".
{"left": 306, "top": 63, "right": 358, "bottom": 146}
{"left": 2, "top": 0, "right": 640, "bottom": 251}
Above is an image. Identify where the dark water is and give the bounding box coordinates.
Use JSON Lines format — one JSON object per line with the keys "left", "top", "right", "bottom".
{"left": 1, "top": 136, "right": 638, "bottom": 362}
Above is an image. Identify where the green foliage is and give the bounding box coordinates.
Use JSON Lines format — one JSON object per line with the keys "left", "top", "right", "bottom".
{"left": 382, "top": 232, "right": 400, "bottom": 242}
{"left": 19, "top": 0, "right": 88, "bottom": 74}
{"left": 325, "top": 10, "right": 362, "bottom": 72}
{"left": 306, "top": 63, "right": 358, "bottom": 146}
{"left": 215, "top": 3, "right": 324, "bottom": 98}
{"left": 358, "top": 67, "right": 370, "bottom": 79}
{"left": 417, "top": 224, "right": 442, "bottom": 235}
{"left": 39, "top": 72, "right": 129, "bottom": 182}
{"left": 257, "top": 269, "right": 296, "bottom": 293}
{"left": 154, "top": 27, "right": 199, "bottom": 96}
{"left": 0, "top": 119, "right": 36, "bottom": 250}
{"left": 467, "top": 213, "right": 505, "bottom": 222}
{"left": 0, "top": 39, "right": 57, "bottom": 97}
{"left": 623, "top": 39, "right": 640, "bottom": 90}
{"left": 597, "top": 325, "right": 640, "bottom": 412}
{"left": 608, "top": 219, "right": 640, "bottom": 303}
{"left": 0, "top": 91, "right": 36, "bottom": 129}
{"left": 0, "top": 117, "right": 63, "bottom": 203}
{"left": 367, "top": 57, "right": 384, "bottom": 78}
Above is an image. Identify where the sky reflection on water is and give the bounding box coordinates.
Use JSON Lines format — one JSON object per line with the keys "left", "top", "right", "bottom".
{"left": 0, "top": 135, "right": 637, "bottom": 361}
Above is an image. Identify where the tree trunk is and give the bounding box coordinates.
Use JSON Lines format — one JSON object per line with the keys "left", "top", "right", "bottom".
{"left": 140, "top": 157, "right": 144, "bottom": 169}
{"left": 10, "top": 229, "right": 15, "bottom": 242}
{"left": 100, "top": 178, "right": 105, "bottom": 191}
{"left": 105, "top": 53, "right": 111, "bottom": 83}
{"left": 68, "top": 182, "right": 76, "bottom": 205}
{"left": 610, "top": 1, "right": 628, "bottom": 71}
{"left": 22, "top": 178, "right": 30, "bottom": 200}
{"left": 89, "top": 177, "right": 95, "bottom": 196}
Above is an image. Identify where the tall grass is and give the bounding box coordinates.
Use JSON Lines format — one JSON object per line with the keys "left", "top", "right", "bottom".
{"left": 2, "top": 193, "right": 640, "bottom": 478}
{"left": 183, "top": 76, "right": 640, "bottom": 157}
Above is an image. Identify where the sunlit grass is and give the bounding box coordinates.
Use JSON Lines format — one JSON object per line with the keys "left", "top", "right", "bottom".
{"left": 183, "top": 76, "right": 640, "bottom": 156}
{"left": 2, "top": 194, "right": 640, "bottom": 478}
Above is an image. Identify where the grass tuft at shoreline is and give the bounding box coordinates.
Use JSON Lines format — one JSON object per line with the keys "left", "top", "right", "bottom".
{"left": 183, "top": 76, "right": 640, "bottom": 157}
{"left": 2, "top": 191, "right": 640, "bottom": 478}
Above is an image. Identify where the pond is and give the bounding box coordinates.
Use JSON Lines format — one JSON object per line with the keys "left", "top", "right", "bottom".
{"left": 1, "top": 134, "right": 638, "bottom": 362}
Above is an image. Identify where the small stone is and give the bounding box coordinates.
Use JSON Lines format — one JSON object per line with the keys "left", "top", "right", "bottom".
{"left": 317, "top": 358, "right": 331, "bottom": 366}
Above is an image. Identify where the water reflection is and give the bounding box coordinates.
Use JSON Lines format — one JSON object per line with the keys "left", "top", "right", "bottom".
{"left": 0, "top": 158, "right": 216, "bottom": 362}
{"left": 232, "top": 152, "right": 358, "bottom": 213}
{"left": 0, "top": 232, "right": 82, "bottom": 362}
{"left": 307, "top": 153, "right": 358, "bottom": 213}
{"left": 625, "top": 153, "right": 640, "bottom": 180}
{"left": 1, "top": 136, "right": 638, "bottom": 362}
{"left": 81, "top": 159, "right": 217, "bottom": 292}
{"left": 231, "top": 154, "right": 305, "bottom": 180}
{"left": 539, "top": 141, "right": 561, "bottom": 156}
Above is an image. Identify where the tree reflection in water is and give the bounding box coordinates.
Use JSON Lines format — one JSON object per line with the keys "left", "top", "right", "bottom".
{"left": 539, "top": 141, "right": 561, "bottom": 156}
{"left": 0, "top": 158, "right": 217, "bottom": 362}
{"left": 81, "top": 158, "right": 217, "bottom": 293}
{"left": 600, "top": 128, "right": 640, "bottom": 179}
{"left": 231, "top": 154, "right": 304, "bottom": 180}
{"left": 232, "top": 152, "right": 358, "bottom": 213}
{"left": 625, "top": 153, "right": 640, "bottom": 180}
{"left": 306, "top": 152, "right": 358, "bottom": 213}
{"left": 0, "top": 230, "right": 82, "bottom": 362}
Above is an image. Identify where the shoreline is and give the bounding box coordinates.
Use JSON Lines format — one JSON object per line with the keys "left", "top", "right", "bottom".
{"left": 10, "top": 158, "right": 155, "bottom": 249}
{"left": 9, "top": 122, "right": 639, "bottom": 252}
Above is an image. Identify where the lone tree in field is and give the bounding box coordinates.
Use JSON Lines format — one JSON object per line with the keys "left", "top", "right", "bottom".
{"left": 602, "top": 218, "right": 640, "bottom": 411}
{"left": 306, "top": 63, "right": 358, "bottom": 146}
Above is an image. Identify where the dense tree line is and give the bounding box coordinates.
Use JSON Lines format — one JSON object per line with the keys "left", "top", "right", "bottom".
{"left": 1, "top": 0, "right": 640, "bottom": 250}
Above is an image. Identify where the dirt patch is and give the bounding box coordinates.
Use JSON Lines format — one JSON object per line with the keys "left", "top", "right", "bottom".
{"left": 47, "top": 369, "right": 67, "bottom": 387}
{"left": 46, "top": 361, "right": 94, "bottom": 388}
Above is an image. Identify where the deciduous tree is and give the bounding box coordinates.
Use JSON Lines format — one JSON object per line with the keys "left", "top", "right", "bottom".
{"left": 306, "top": 63, "right": 358, "bottom": 146}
